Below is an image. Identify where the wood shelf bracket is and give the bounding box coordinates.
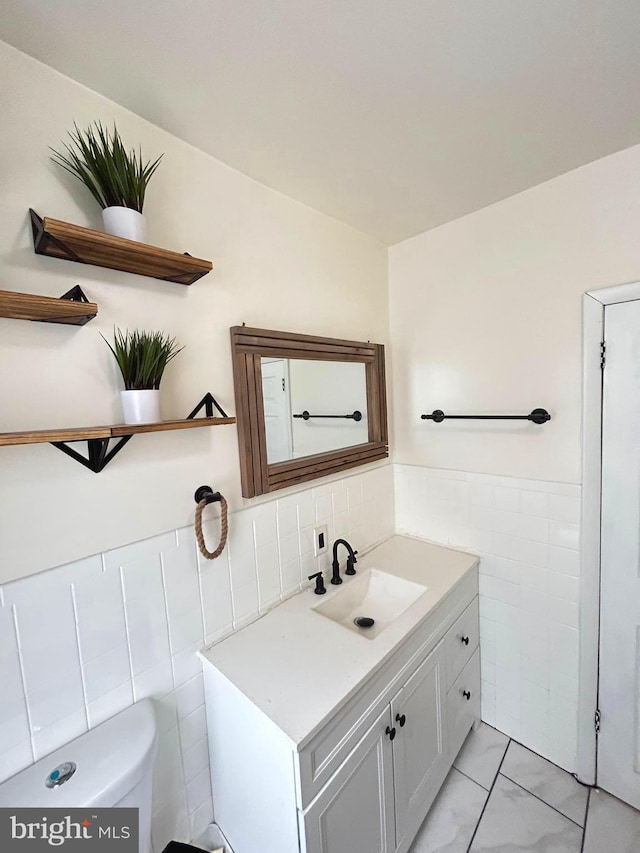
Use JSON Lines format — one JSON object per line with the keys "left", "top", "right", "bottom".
{"left": 0, "top": 284, "right": 97, "bottom": 325}
{"left": 49, "top": 284, "right": 96, "bottom": 325}
{"left": 29, "top": 209, "right": 212, "bottom": 285}
{"left": 50, "top": 392, "right": 231, "bottom": 473}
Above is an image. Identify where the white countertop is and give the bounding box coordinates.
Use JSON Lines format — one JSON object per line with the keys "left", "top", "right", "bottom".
{"left": 199, "top": 535, "right": 478, "bottom": 748}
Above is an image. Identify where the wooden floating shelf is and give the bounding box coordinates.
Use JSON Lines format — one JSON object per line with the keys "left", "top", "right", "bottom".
{"left": 0, "top": 393, "right": 234, "bottom": 472}
{"left": 0, "top": 417, "right": 235, "bottom": 447}
{"left": 30, "top": 209, "right": 213, "bottom": 285}
{"left": 0, "top": 285, "right": 97, "bottom": 326}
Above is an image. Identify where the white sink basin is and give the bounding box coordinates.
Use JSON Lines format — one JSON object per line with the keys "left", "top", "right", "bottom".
{"left": 312, "top": 568, "right": 427, "bottom": 639}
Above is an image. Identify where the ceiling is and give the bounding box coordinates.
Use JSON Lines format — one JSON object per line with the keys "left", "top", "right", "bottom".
{"left": 2, "top": 0, "right": 640, "bottom": 244}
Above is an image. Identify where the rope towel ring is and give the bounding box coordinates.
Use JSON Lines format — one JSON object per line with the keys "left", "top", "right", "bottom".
{"left": 195, "top": 493, "right": 229, "bottom": 559}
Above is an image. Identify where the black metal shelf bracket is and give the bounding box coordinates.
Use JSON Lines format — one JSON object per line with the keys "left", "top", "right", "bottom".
{"left": 52, "top": 435, "right": 133, "bottom": 473}
{"left": 187, "top": 392, "right": 229, "bottom": 419}
{"left": 160, "top": 255, "right": 206, "bottom": 285}
{"left": 60, "top": 284, "right": 91, "bottom": 304}
{"left": 50, "top": 391, "right": 231, "bottom": 473}
{"left": 421, "top": 408, "right": 551, "bottom": 425}
{"left": 30, "top": 209, "right": 83, "bottom": 263}
{"left": 293, "top": 409, "right": 363, "bottom": 421}
{"left": 37, "top": 284, "right": 96, "bottom": 326}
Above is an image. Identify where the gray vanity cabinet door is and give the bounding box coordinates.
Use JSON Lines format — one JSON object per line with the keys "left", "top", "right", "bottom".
{"left": 301, "top": 706, "right": 396, "bottom": 853}
{"left": 391, "top": 641, "right": 448, "bottom": 850}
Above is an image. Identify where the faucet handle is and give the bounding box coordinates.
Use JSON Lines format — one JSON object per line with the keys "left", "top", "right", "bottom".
{"left": 345, "top": 550, "right": 358, "bottom": 576}
{"left": 308, "top": 572, "right": 327, "bottom": 595}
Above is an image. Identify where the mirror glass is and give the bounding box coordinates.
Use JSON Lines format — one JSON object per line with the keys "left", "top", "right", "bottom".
{"left": 261, "top": 358, "right": 368, "bottom": 463}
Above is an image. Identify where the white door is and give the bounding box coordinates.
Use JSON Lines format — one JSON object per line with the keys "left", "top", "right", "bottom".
{"left": 261, "top": 358, "right": 293, "bottom": 463}
{"left": 391, "top": 642, "right": 447, "bottom": 849}
{"left": 600, "top": 298, "right": 640, "bottom": 809}
{"left": 301, "top": 707, "right": 395, "bottom": 853}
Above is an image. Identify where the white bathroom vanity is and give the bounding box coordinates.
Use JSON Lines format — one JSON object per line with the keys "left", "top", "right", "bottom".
{"left": 200, "top": 535, "right": 480, "bottom": 853}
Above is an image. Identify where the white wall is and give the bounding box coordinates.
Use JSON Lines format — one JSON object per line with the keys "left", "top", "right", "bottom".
{"left": 0, "top": 464, "right": 395, "bottom": 851}
{"left": 390, "top": 144, "right": 640, "bottom": 774}
{"left": 0, "top": 41, "right": 392, "bottom": 851}
{"left": 389, "top": 142, "right": 640, "bottom": 484}
{"left": 0, "top": 41, "right": 388, "bottom": 582}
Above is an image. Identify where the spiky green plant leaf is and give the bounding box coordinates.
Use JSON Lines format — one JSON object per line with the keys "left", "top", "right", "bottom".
{"left": 102, "top": 328, "right": 183, "bottom": 390}
{"left": 51, "top": 122, "right": 162, "bottom": 212}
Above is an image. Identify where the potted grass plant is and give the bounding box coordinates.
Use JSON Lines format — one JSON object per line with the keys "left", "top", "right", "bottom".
{"left": 51, "top": 122, "right": 163, "bottom": 242}
{"left": 103, "top": 328, "right": 184, "bottom": 424}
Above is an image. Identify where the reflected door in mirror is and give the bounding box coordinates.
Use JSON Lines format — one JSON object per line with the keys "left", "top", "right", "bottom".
{"left": 261, "top": 358, "right": 294, "bottom": 463}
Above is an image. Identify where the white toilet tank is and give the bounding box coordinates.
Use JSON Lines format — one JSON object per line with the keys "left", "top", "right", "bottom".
{"left": 0, "top": 699, "right": 158, "bottom": 853}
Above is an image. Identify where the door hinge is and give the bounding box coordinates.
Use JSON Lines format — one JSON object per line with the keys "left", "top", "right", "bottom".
{"left": 282, "top": 378, "right": 286, "bottom": 391}
{"left": 600, "top": 341, "right": 606, "bottom": 369}
{"left": 595, "top": 709, "right": 601, "bottom": 733}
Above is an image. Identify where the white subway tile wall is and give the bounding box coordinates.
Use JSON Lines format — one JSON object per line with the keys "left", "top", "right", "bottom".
{"left": 394, "top": 463, "right": 581, "bottom": 773}
{"left": 0, "top": 463, "right": 394, "bottom": 852}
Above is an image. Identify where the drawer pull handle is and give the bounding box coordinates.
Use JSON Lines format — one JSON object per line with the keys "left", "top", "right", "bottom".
{"left": 395, "top": 713, "right": 406, "bottom": 728}
{"left": 385, "top": 725, "right": 397, "bottom": 741}
{"left": 460, "top": 635, "right": 470, "bottom": 646}
{"left": 462, "top": 690, "right": 472, "bottom": 701}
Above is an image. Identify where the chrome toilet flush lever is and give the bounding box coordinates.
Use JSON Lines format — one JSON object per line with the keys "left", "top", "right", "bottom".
{"left": 45, "top": 762, "right": 77, "bottom": 788}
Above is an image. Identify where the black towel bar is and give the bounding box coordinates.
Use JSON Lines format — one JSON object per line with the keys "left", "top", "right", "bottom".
{"left": 293, "top": 410, "right": 363, "bottom": 421}
{"left": 421, "top": 408, "right": 551, "bottom": 424}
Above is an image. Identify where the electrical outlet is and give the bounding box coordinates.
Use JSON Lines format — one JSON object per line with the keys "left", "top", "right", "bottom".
{"left": 314, "top": 524, "right": 328, "bottom": 557}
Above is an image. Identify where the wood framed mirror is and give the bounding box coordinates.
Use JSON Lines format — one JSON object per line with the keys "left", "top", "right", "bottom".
{"left": 231, "top": 326, "right": 388, "bottom": 497}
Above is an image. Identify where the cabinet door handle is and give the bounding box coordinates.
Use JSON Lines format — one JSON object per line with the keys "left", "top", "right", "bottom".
{"left": 460, "top": 635, "right": 470, "bottom": 646}
{"left": 395, "top": 713, "right": 406, "bottom": 727}
{"left": 462, "top": 690, "right": 471, "bottom": 701}
{"left": 385, "top": 725, "right": 397, "bottom": 741}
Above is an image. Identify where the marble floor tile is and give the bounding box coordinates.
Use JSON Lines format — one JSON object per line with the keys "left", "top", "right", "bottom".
{"left": 409, "top": 768, "right": 488, "bottom": 853}
{"left": 500, "top": 741, "right": 588, "bottom": 825}
{"left": 453, "top": 722, "right": 509, "bottom": 789}
{"left": 583, "top": 790, "right": 640, "bottom": 853}
{"left": 470, "top": 774, "right": 583, "bottom": 852}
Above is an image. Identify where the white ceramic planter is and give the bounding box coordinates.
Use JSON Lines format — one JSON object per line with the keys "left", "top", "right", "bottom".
{"left": 102, "top": 207, "right": 148, "bottom": 243}
{"left": 120, "top": 389, "right": 161, "bottom": 424}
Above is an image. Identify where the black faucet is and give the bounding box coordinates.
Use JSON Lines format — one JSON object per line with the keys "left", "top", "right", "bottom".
{"left": 308, "top": 571, "right": 326, "bottom": 595}
{"left": 331, "top": 538, "right": 358, "bottom": 585}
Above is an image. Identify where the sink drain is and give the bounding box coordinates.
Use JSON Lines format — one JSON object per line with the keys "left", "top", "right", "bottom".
{"left": 354, "top": 616, "right": 375, "bottom": 629}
